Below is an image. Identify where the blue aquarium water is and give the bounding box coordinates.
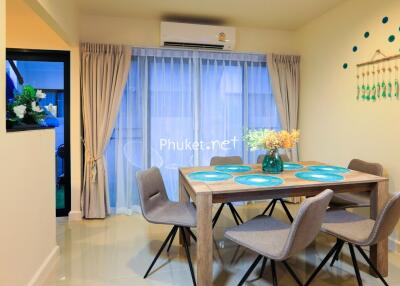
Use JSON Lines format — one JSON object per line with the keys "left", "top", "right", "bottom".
{"left": 283, "top": 163, "right": 304, "bottom": 171}
{"left": 188, "top": 171, "right": 233, "bottom": 182}
{"left": 214, "top": 165, "right": 252, "bottom": 173}
{"left": 308, "top": 165, "right": 350, "bottom": 174}
{"left": 234, "top": 174, "right": 284, "bottom": 187}
{"left": 295, "top": 171, "right": 344, "bottom": 182}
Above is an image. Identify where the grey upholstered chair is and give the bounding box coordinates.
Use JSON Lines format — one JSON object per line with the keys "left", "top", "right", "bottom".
{"left": 225, "top": 189, "right": 334, "bottom": 286}
{"left": 210, "top": 156, "right": 244, "bottom": 228}
{"left": 136, "top": 167, "right": 197, "bottom": 285}
{"left": 305, "top": 192, "right": 400, "bottom": 286}
{"left": 329, "top": 159, "right": 383, "bottom": 209}
{"left": 257, "top": 153, "right": 294, "bottom": 222}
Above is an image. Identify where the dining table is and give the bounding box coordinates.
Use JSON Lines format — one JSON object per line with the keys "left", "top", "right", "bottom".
{"left": 178, "top": 161, "right": 389, "bottom": 286}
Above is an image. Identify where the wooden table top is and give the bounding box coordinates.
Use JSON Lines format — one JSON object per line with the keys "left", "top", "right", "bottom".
{"left": 179, "top": 161, "right": 387, "bottom": 195}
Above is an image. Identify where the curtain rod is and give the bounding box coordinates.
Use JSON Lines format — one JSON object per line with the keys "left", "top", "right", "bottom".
{"left": 130, "top": 45, "right": 267, "bottom": 56}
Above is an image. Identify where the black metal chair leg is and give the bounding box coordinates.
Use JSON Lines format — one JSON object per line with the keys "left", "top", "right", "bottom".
{"left": 355, "top": 245, "right": 389, "bottom": 286}
{"left": 349, "top": 244, "right": 363, "bottom": 286}
{"left": 187, "top": 228, "right": 197, "bottom": 242}
{"left": 180, "top": 227, "right": 197, "bottom": 286}
{"left": 279, "top": 199, "right": 294, "bottom": 222}
{"left": 262, "top": 200, "right": 275, "bottom": 215}
{"left": 228, "top": 203, "right": 241, "bottom": 226}
{"left": 238, "top": 255, "right": 262, "bottom": 286}
{"left": 305, "top": 240, "right": 341, "bottom": 286}
{"left": 258, "top": 257, "right": 268, "bottom": 279}
{"left": 271, "top": 260, "right": 278, "bottom": 286}
{"left": 330, "top": 240, "right": 344, "bottom": 267}
{"left": 229, "top": 203, "right": 244, "bottom": 224}
{"left": 212, "top": 203, "right": 225, "bottom": 228}
{"left": 166, "top": 226, "right": 178, "bottom": 253}
{"left": 144, "top": 226, "right": 177, "bottom": 278}
{"left": 268, "top": 200, "right": 277, "bottom": 217}
{"left": 282, "top": 261, "right": 303, "bottom": 286}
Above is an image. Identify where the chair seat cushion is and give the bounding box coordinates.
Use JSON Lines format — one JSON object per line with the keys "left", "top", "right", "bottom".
{"left": 145, "top": 202, "right": 197, "bottom": 227}
{"left": 329, "top": 192, "right": 370, "bottom": 209}
{"left": 225, "top": 215, "right": 290, "bottom": 260}
{"left": 322, "top": 210, "right": 375, "bottom": 245}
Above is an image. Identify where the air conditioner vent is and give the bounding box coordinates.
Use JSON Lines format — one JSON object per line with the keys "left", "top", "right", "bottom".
{"left": 163, "top": 41, "right": 224, "bottom": 50}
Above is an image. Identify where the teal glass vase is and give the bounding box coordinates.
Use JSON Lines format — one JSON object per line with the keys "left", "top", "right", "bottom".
{"left": 262, "top": 150, "right": 284, "bottom": 174}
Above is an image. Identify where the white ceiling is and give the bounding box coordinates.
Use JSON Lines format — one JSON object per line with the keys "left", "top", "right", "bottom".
{"left": 76, "top": 0, "right": 348, "bottom": 30}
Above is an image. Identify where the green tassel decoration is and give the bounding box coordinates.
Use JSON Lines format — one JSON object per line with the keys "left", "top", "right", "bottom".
{"left": 382, "top": 81, "right": 387, "bottom": 98}
{"left": 371, "top": 85, "right": 376, "bottom": 101}
{"left": 388, "top": 82, "right": 392, "bottom": 98}
{"left": 376, "top": 83, "right": 381, "bottom": 98}
{"left": 395, "top": 80, "right": 399, "bottom": 98}
{"left": 366, "top": 85, "right": 371, "bottom": 101}
{"left": 361, "top": 84, "right": 366, "bottom": 100}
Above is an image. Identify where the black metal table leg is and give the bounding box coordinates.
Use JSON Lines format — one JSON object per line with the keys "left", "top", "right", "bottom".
{"left": 282, "top": 260, "right": 303, "bottom": 286}
{"left": 355, "top": 245, "right": 388, "bottom": 286}
{"left": 349, "top": 244, "right": 363, "bottom": 286}
{"left": 144, "top": 226, "right": 177, "bottom": 278}
{"left": 305, "top": 240, "right": 341, "bottom": 285}
{"left": 279, "top": 199, "right": 294, "bottom": 222}
{"left": 238, "top": 255, "right": 262, "bottom": 286}
{"left": 180, "top": 226, "right": 197, "bottom": 286}
{"left": 167, "top": 226, "right": 178, "bottom": 252}
{"left": 258, "top": 257, "right": 268, "bottom": 279}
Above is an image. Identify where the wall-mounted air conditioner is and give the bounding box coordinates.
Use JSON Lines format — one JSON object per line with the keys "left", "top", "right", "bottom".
{"left": 160, "top": 22, "right": 236, "bottom": 50}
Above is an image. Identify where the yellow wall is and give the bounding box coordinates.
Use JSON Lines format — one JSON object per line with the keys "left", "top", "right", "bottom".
{"left": 11, "top": 0, "right": 82, "bottom": 221}
{"left": 297, "top": 0, "right": 400, "bottom": 244}
{"left": 7, "top": 0, "right": 69, "bottom": 49}
{"left": 79, "top": 14, "right": 299, "bottom": 54}
{"left": 0, "top": 0, "right": 58, "bottom": 285}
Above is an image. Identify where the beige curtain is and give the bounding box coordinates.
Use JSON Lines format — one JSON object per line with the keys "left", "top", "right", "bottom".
{"left": 267, "top": 53, "right": 301, "bottom": 203}
{"left": 81, "top": 43, "right": 131, "bottom": 218}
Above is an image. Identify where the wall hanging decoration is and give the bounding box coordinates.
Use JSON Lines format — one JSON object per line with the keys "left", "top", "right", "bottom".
{"left": 356, "top": 49, "right": 400, "bottom": 101}
{"left": 341, "top": 15, "right": 400, "bottom": 102}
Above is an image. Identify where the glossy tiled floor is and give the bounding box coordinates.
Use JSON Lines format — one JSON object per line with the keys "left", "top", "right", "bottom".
{"left": 45, "top": 202, "right": 400, "bottom": 285}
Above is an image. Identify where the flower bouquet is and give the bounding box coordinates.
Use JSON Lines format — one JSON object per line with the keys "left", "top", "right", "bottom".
{"left": 244, "top": 129, "right": 300, "bottom": 173}
{"left": 6, "top": 85, "right": 48, "bottom": 129}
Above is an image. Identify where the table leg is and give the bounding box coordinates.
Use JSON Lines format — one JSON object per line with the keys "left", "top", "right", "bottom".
{"left": 179, "top": 173, "right": 190, "bottom": 245}
{"left": 196, "top": 192, "right": 213, "bottom": 286}
{"left": 370, "top": 180, "right": 389, "bottom": 277}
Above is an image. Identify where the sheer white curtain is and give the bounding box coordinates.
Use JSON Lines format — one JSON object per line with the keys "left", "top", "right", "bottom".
{"left": 106, "top": 48, "right": 280, "bottom": 214}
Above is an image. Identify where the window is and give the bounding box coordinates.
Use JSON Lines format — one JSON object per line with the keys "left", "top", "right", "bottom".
{"left": 106, "top": 48, "right": 280, "bottom": 214}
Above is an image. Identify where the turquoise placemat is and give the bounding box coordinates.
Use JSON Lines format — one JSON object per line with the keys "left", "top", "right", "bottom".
{"left": 295, "top": 171, "right": 344, "bottom": 182}
{"left": 188, "top": 171, "right": 232, "bottom": 182}
{"left": 214, "top": 165, "right": 252, "bottom": 173}
{"left": 308, "top": 165, "right": 350, "bottom": 173}
{"left": 234, "top": 174, "right": 284, "bottom": 187}
{"left": 284, "top": 163, "right": 304, "bottom": 171}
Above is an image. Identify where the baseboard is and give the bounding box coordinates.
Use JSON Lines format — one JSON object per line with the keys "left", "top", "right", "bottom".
{"left": 389, "top": 236, "right": 400, "bottom": 253}
{"left": 68, "top": 210, "right": 82, "bottom": 221}
{"left": 27, "top": 245, "right": 60, "bottom": 286}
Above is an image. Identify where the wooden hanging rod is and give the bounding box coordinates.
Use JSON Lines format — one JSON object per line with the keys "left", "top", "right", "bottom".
{"left": 357, "top": 50, "right": 400, "bottom": 67}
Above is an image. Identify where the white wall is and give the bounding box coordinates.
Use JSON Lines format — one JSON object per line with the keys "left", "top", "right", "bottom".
{"left": 79, "top": 14, "right": 299, "bottom": 54}
{"left": 0, "top": 1, "right": 58, "bottom": 285}
{"left": 297, "top": 0, "right": 400, "bottom": 245}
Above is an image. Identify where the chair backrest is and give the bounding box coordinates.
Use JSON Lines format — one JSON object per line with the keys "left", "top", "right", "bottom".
{"left": 136, "top": 167, "right": 169, "bottom": 221}
{"left": 256, "top": 153, "right": 290, "bottom": 164}
{"left": 280, "top": 189, "right": 334, "bottom": 259}
{"left": 210, "top": 156, "right": 243, "bottom": 166}
{"left": 348, "top": 159, "right": 383, "bottom": 176}
{"left": 367, "top": 192, "right": 400, "bottom": 245}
